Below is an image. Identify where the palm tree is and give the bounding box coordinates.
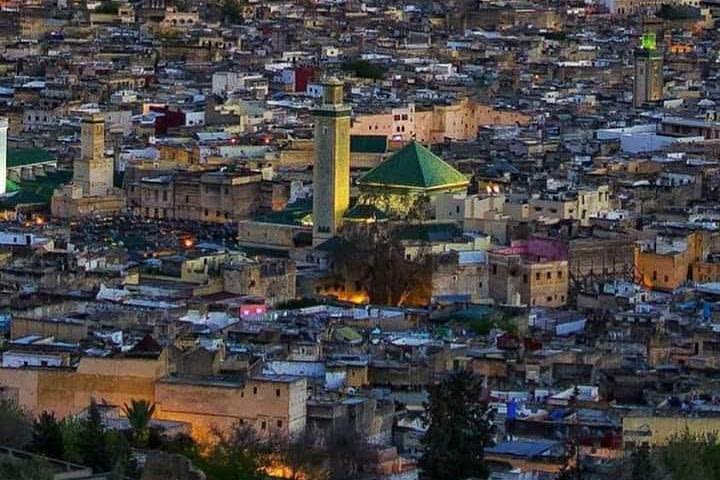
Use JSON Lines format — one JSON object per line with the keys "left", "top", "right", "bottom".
{"left": 122, "top": 399, "right": 156, "bottom": 447}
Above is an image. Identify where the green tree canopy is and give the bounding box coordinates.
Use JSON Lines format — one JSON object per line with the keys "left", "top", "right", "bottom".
{"left": 420, "top": 370, "right": 495, "bottom": 480}
{"left": 341, "top": 59, "right": 386, "bottom": 80}
{"left": 30, "top": 411, "right": 64, "bottom": 459}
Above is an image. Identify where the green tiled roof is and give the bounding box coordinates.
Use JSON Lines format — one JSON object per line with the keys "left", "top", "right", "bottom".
{"left": 344, "top": 203, "right": 388, "bottom": 221}
{"left": 350, "top": 135, "right": 387, "bottom": 154}
{"left": 0, "top": 170, "right": 71, "bottom": 208}
{"left": 7, "top": 148, "right": 55, "bottom": 168}
{"left": 254, "top": 199, "right": 312, "bottom": 226}
{"left": 357, "top": 141, "right": 469, "bottom": 190}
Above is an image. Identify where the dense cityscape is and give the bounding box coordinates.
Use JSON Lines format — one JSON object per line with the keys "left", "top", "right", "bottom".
{"left": 0, "top": 0, "right": 719, "bottom": 479}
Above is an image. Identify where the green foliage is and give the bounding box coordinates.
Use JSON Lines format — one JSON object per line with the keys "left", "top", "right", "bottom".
{"left": 623, "top": 430, "right": 720, "bottom": 480}
{"left": 656, "top": 3, "right": 701, "bottom": 19}
{"left": 30, "top": 411, "right": 64, "bottom": 459}
{"left": 341, "top": 59, "right": 386, "bottom": 80}
{"left": 0, "top": 456, "right": 53, "bottom": 480}
{"left": 122, "top": 399, "right": 156, "bottom": 447}
{"left": 197, "top": 423, "right": 273, "bottom": 480}
{"left": 96, "top": 0, "right": 119, "bottom": 14}
{"left": 75, "top": 400, "right": 130, "bottom": 474}
{"left": 58, "top": 416, "right": 83, "bottom": 464}
{"left": 222, "top": 0, "right": 244, "bottom": 23}
{"left": 0, "top": 399, "right": 32, "bottom": 449}
{"left": 277, "top": 298, "right": 325, "bottom": 310}
{"left": 420, "top": 370, "right": 495, "bottom": 480}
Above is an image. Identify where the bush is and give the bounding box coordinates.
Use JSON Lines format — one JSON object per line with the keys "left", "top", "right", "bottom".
{"left": 341, "top": 59, "right": 386, "bottom": 80}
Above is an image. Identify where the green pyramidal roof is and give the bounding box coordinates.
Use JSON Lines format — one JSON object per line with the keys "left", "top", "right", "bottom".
{"left": 358, "top": 141, "right": 469, "bottom": 190}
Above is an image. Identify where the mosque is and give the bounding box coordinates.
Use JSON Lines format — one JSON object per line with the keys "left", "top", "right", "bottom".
{"left": 311, "top": 78, "right": 470, "bottom": 246}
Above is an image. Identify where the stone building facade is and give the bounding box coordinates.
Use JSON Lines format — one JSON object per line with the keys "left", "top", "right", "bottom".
{"left": 223, "top": 257, "right": 297, "bottom": 306}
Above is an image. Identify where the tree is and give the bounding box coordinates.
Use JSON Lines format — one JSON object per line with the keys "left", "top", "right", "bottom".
{"left": 624, "top": 444, "right": 656, "bottom": 480}
{"left": 419, "top": 370, "right": 495, "bottom": 480}
{"left": 0, "top": 399, "right": 32, "bottom": 449}
{"left": 30, "top": 411, "right": 64, "bottom": 459}
{"left": 275, "top": 430, "right": 329, "bottom": 480}
{"left": 122, "top": 399, "right": 156, "bottom": 447}
{"left": 324, "top": 430, "right": 372, "bottom": 480}
{"left": 77, "top": 400, "right": 112, "bottom": 473}
{"left": 0, "top": 456, "right": 53, "bottom": 480}
{"left": 198, "top": 422, "right": 274, "bottom": 480}
{"left": 334, "top": 224, "right": 434, "bottom": 306}
{"left": 341, "top": 59, "right": 386, "bottom": 80}
{"left": 96, "top": 0, "right": 119, "bottom": 14}
{"left": 221, "top": 0, "right": 244, "bottom": 23}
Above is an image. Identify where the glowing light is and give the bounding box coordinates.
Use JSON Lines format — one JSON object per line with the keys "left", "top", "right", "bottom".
{"left": 493, "top": 185, "right": 501, "bottom": 194}
{"left": 183, "top": 238, "right": 194, "bottom": 248}
{"left": 35, "top": 216, "right": 44, "bottom": 225}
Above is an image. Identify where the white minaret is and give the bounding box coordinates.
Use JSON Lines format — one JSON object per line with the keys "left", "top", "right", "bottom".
{"left": 0, "top": 118, "right": 8, "bottom": 195}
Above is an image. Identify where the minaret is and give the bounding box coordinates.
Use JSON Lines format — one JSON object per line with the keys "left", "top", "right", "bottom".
{"left": 0, "top": 118, "right": 7, "bottom": 195}
{"left": 312, "top": 78, "right": 351, "bottom": 246}
{"left": 634, "top": 32, "right": 663, "bottom": 108}
{"left": 75, "top": 113, "right": 113, "bottom": 197}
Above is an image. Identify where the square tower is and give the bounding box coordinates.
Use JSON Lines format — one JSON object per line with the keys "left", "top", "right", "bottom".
{"left": 312, "top": 78, "right": 351, "bottom": 246}
{"left": 75, "top": 113, "right": 113, "bottom": 197}
{"left": 0, "top": 118, "right": 7, "bottom": 196}
{"left": 634, "top": 33, "right": 663, "bottom": 108}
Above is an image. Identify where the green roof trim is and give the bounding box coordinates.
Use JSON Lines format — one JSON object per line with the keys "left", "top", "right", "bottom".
{"left": 344, "top": 203, "right": 388, "bottom": 221}
{"left": 357, "top": 141, "right": 469, "bottom": 190}
{"left": 0, "top": 170, "right": 71, "bottom": 208}
{"left": 7, "top": 148, "right": 56, "bottom": 168}
{"left": 350, "top": 135, "right": 388, "bottom": 154}
{"left": 254, "top": 198, "right": 312, "bottom": 226}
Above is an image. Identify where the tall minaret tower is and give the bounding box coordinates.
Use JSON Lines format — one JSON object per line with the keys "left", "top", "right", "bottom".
{"left": 312, "top": 78, "right": 351, "bottom": 246}
{"left": 75, "top": 113, "right": 113, "bottom": 197}
{"left": 0, "top": 117, "right": 7, "bottom": 196}
{"left": 634, "top": 32, "right": 663, "bottom": 108}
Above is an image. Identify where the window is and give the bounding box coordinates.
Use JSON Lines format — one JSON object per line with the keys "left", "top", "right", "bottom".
{"left": 261, "top": 421, "right": 266, "bottom": 430}
{"left": 535, "top": 272, "right": 540, "bottom": 281}
{"left": 276, "top": 389, "right": 281, "bottom": 397}
{"left": 546, "top": 272, "right": 551, "bottom": 280}
{"left": 664, "top": 275, "right": 669, "bottom": 282}
{"left": 492, "top": 265, "right": 497, "bottom": 275}
{"left": 546, "top": 296, "right": 552, "bottom": 302}
{"left": 652, "top": 271, "right": 657, "bottom": 281}
{"left": 277, "top": 420, "right": 283, "bottom": 428}
{"left": 253, "top": 387, "right": 258, "bottom": 395}
{"left": 523, "top": 274, "right": 528, "bottom": 283}
{"left": 558, "top": 271, "right": 563, "bottom": 278}
{"left": 162, "top": 191, "right": 168, "bottom": 201}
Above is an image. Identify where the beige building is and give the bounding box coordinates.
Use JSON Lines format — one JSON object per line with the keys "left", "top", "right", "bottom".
{"left": 488, "top": 240, "right": 569, "bottom": 308}
{"left": 623, "top": 416, "right": 720, "bottom": 448}
{"left": 0, "top": 352, "right": 307, "bottom": 443}
{"left": 51, "top": 114, "right": 126, "bottom": 218}
{"left": 126, "top": 170, "right": 287, "bottom": 223}
{"left": 351, "top": 99, "right": 530, "bottom": 144}
{"left": 223, "top": 257, "right": 296, "bottom": 306}
{"left": 528, "top": 186, "right": 611, "bottom": 226}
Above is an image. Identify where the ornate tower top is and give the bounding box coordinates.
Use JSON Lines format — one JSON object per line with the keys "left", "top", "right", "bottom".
{"left": 322, "top": 77, "right": 345, "bottom": 107}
